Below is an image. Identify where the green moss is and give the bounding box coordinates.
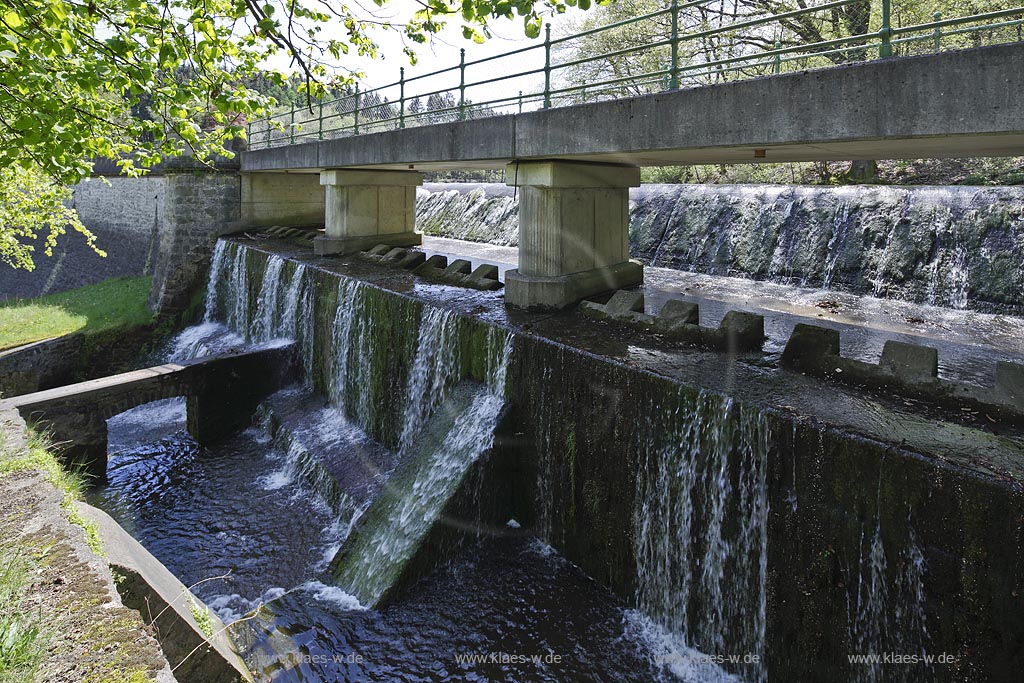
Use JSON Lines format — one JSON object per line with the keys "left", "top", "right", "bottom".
{"left": 0, "top": 276, "right": 153, "bottom": 351}
{"left": 188, "top": 597, "right": 216, "bottom": 638}
{"left": 0, "top": 432, "right": 104, "bottom": 557}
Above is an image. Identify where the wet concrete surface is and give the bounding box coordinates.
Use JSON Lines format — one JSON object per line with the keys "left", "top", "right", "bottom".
{"left": 231, "top": 234, "right": 1024, "bottom": 485}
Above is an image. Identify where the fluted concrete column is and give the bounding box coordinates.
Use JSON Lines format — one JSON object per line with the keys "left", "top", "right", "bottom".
{"left": 314, "top": 169, "right": 423, "bottom": 256}
{"left": 504, "top": 160, "right": 642, "bottom": 310}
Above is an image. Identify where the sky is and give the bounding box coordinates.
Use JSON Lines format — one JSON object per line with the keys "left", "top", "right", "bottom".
{"left": 305, "top": 0, "right": 589, "bottom": 114}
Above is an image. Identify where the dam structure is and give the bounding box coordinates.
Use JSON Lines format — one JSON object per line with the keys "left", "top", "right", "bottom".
{"left": 3, "top": 18, "right": 1024, "bottom": 683}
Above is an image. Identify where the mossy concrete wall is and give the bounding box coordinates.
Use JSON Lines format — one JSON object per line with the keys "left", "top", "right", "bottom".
{"left": 229, "top": 241, "right": 1024, "bottom": 680}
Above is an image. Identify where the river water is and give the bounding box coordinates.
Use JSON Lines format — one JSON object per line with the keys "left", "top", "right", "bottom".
{"left": 92, "top": 390, "right": 732, "bottom": 682}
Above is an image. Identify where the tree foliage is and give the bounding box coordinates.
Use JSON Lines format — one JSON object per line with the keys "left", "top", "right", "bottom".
{"left": 0, "top": 0, "right": 589, "bottom": 269}
{"left": 0, "top": 166, "right": 96, "bottom": 270}
{"left": 556, "top": 0, "right": 1021, "bottom": 101}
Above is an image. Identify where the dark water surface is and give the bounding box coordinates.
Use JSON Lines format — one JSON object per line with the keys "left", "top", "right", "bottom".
{"left": 92, "top": 397, "right": 725, "bottom": 683}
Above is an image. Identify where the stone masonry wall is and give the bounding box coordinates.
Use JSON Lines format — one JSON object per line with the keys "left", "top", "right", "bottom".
{"left": 0, "top": 176, "right": 163, "bottom": 302}
{"left": 148, "top": 171, "right": 241, "bottom": 316}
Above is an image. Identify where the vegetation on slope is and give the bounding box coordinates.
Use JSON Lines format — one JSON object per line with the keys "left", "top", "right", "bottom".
{"left": 0, "top": 427, "right": 163, "bottom": 683}
{"left": 0, "top": 276, "right": 153, "bottom": 352}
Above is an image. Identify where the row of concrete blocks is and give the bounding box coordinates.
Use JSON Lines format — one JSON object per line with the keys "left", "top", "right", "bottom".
{"left": 361, "top": 244, "right": 503, "bottom": 291}
{"left": 258, "top": 225, "right": 318, "bottom": 244}
{"left": 782, "top": 323, "right": 1024, "bottom": 420}
{"left": 580, "top": 290, "right": 766, "bottom": 352}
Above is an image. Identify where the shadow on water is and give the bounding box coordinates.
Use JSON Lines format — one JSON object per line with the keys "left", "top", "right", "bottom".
{"left": 92, "top": 393, "right": 714, "bottom": 683}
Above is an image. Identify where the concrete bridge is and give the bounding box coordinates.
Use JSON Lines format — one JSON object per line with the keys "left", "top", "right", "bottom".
{"left": 238, "top": 44, "right": 1024, "bottom": 309}
{"left": 1, "top": 344, "right": 296, "bottom": 480}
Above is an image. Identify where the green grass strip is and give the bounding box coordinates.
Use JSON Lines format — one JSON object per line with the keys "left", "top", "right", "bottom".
{"left": 0, "top": 276, "right": 153, "bottom": 352}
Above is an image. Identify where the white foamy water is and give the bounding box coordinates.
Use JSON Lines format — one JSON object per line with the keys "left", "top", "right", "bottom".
{"left": 623, "top": 610, "right": 744, "bottom": 683}
{"left": 106, "top": 398, "right": 187, "bottom": 451}
{"left": 165, "top": 321, "right": 246, "bottom": 362}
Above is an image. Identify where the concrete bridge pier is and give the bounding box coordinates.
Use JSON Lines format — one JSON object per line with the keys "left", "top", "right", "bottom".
{"left": 314, "top": 169, "right": 423, "bottom": 256}
{"left": 50, "top": 411, "right": 109, "bottom": 482}
{"left": 504, "top": 161, "right": 643, "bottom": 310}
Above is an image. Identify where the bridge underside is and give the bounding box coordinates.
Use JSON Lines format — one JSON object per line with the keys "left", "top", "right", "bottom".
{"left": 241, "top": 133, "right": 1024, "bottom": 173}
{"left": 240, "top": 43, "right": 1024, "bottom": 309}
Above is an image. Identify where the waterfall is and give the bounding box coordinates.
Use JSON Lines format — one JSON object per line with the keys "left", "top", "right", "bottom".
{"left": 203, "top": 240, "right": 229, "bottom": 323}
{"left": 332, "top": 326, "right": 513, "bottom": 607}
{"left": 849, "top": 519, "right": 931, "bottom": 683}
{"left": 224, "top": 241, "right": 251, "bottom": 333}
{"left": 329, "top": 278, "right": 380, "bottom": 429}
{"left": 250, "top": 255, "right": 286, "bottom": 342}
{"left": 190, "top": 242, "right": 316, "bottom": 371}
{"left": 164, "top": 240, "right": 245, "bottom": 360}
{"left": 633, "top": 390, "right": 769, "bottom": 683}
{"left": 417, "top": 183, "right": 1024, "bottom": 313}
{"left": 397, "top": 306, "right": 465, "bottom": 456}
{"left": 416, "top": 184, "right": 519, "bottom": 246}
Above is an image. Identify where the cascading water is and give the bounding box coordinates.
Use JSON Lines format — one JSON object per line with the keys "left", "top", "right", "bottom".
{"left": 848, "top": 514, "right": 931, "bottom": 683}
{"left": 332, "top": 326, "right": 513, "bottom": 607}
{"left": 416, "top": 183, "right": 519, "bottom": 246}
{"left": 633, "top": 390, "right": 770, "bottom": 683}
{"left": 416, "top": 183, "right": 1024, "bottom": 313}
{"left": 250, "top": 254, "right": 286, "bottom": 341}
{"left": 396, "top": 306, "right": 466, "bottom": 455}
{"left": 203, "top": 239, "right": 229, "bottom": 323}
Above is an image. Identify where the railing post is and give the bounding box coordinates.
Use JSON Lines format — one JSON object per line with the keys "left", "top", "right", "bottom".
{"left": 669, "top": 0, "right": 680, "bottom": 89}
{"left": 289, "top": 100, "right": 295, "bottom": 144}
{"left": 459, "top": 48, "right": 467, "bottom": 120}
{"left": 773, "top": 41, "right": 782, "bottom": 74}
{"left": 933, "top": 12, "right": 942, "bottom": 50}
{"left": 318, "top": 97, "right": 324, "bottom": 140}
{"left": 354, "top": 84, "right": 360, "bottom": 135}
{"left": 518, "top": 90, "right": 523, "bottom": 114}
{"left": 543, "top": 23, "right": 552, "bottom": 109}
{"left": 879, "top": 0, "right": 893, "bottom": 58}
{"left": 399, "top": 67, "right": 406, "bottom": 129}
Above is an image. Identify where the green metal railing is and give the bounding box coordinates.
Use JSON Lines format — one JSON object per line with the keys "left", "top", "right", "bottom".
{"left": 247, "top": 0, "right": 1024, "bottom": 149}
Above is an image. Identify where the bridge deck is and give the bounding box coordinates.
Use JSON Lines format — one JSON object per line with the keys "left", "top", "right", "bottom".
{"left": 241, "top": 44, "right": 1024, "bottom": 172}
{"left": 6, "top": 364, "right": 188, "bottom": 412}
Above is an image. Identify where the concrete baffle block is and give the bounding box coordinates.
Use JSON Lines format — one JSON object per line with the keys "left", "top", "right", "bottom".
{"left": 504, "top": 160, "right": 643, "bottom": 310}
{"left": 605, "top": 290, "right": 645, "bottom": 316}
{"left": 315, "top": 169, "right": 423, "bottom": 256}
{"left": 444, "top": 259, "right": 473, "bottom": 276}
{"left": 467, "top": 264, "right": 499, "bottom": 282}
{"left": 718, "top": 311, "right": 766, "bottom": 351}
{"left": 782, "top": 323, "right": 841, "bottom": 372}
{"left": 880, "top": 340, "right": 939, "bottom": 380}
{"left": 416, "top": 254, "right": 448, "bottom": 272}
{"left": 398, "top": 251, "right": 426, "bottom": 270}
{"left": 366, "top": 244, "right": 391, "bottom": 256}
{"left": 659, "top": 299, "right": 699, "bottom": 325}
{"left": 997, "top": 361, "right": 1024, "bottom": 407}
{"left": 384, "top": 248, "right": 407, "bottom": 260}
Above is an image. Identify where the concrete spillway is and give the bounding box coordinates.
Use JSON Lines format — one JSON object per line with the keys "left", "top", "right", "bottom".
{"left": 416, "top": 182, "right": 1024, "bottom": 314}
{"left": 183, "top": 235, "right": 1024, "bottom": 681}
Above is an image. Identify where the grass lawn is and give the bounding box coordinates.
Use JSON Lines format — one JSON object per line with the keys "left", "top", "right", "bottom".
{"left": 0, "top": 276, "right": 153, "bottom": 351}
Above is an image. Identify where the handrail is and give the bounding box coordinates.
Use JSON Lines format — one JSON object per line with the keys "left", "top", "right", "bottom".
{"left": 247, "top": 0, "right": 1024, "bottom": 149}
